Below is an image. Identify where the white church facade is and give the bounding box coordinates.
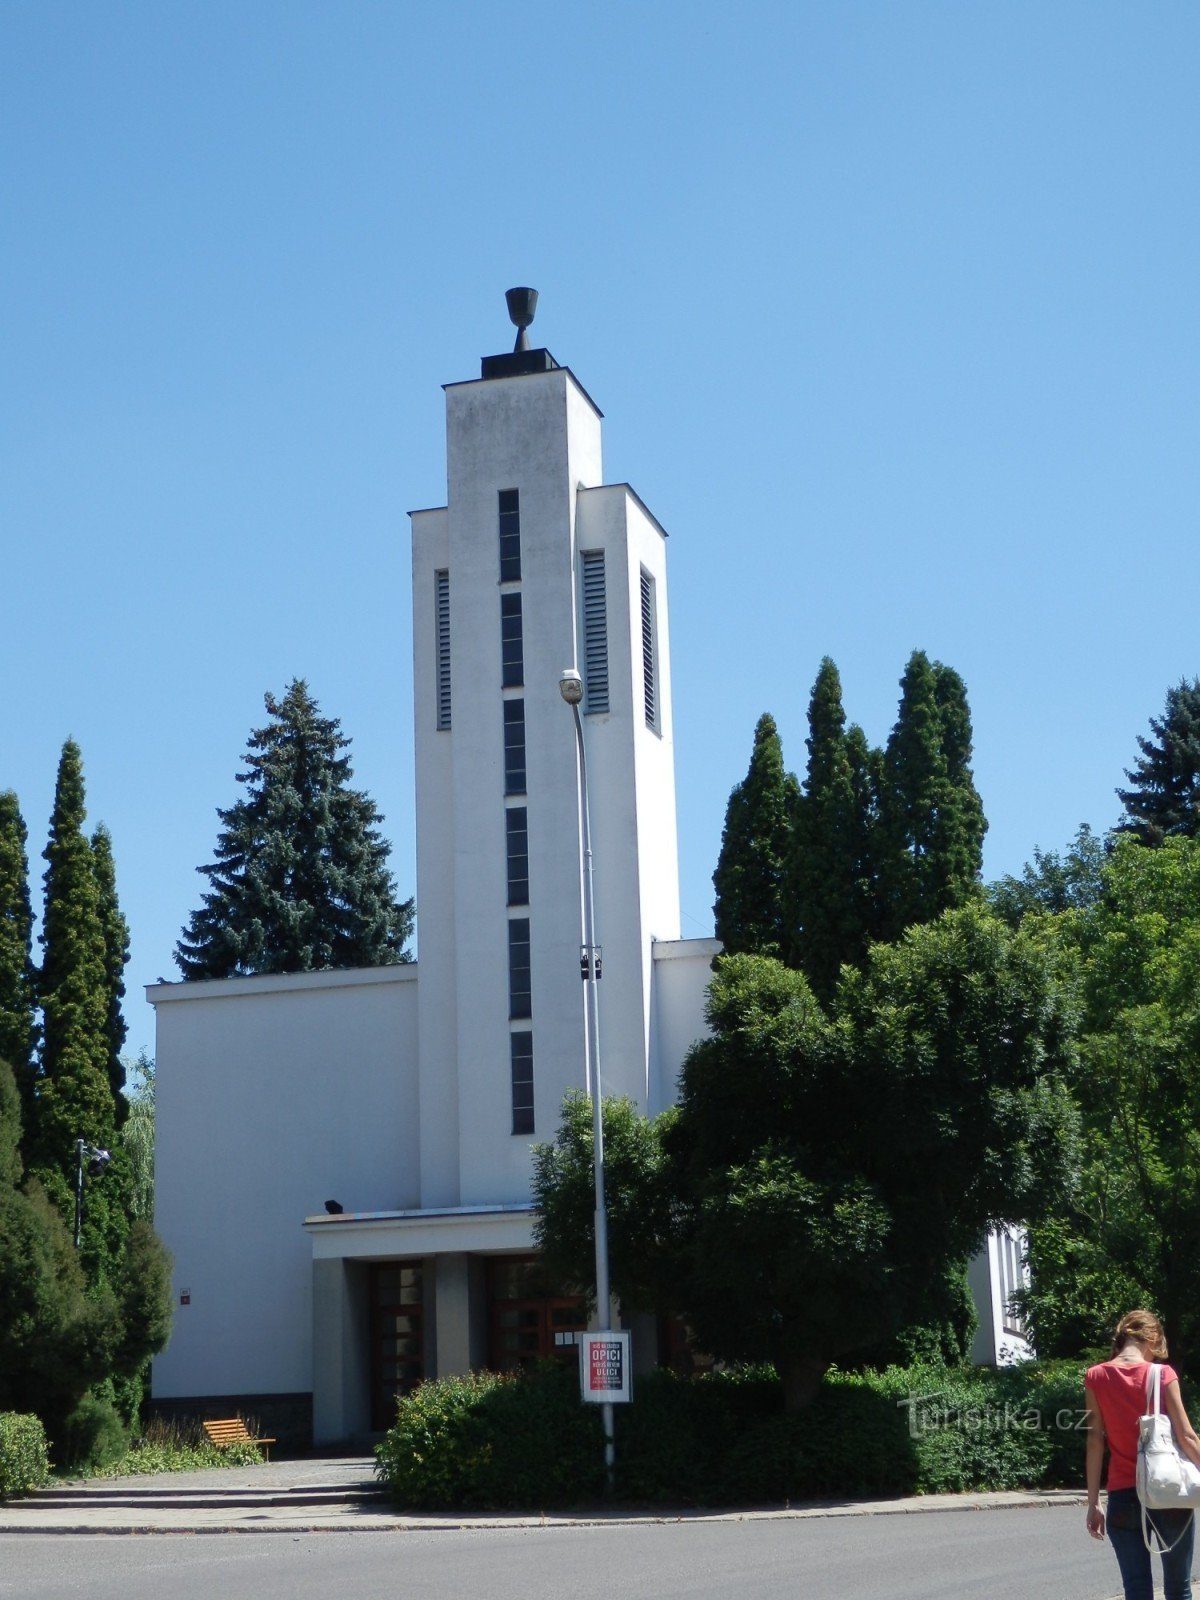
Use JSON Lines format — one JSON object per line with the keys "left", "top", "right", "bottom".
{"left": 149, "top": 296, "right": 1027, "bottom": 1447}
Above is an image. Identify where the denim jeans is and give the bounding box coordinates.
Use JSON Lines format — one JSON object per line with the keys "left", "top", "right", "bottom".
{"left": 1105, "top": 1487, "right": 1195, "bottom": 1600}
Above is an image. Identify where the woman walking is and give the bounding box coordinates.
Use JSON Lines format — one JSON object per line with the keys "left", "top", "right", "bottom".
{"left": 1085, "top": 1310, "right": 1200, "bottom": 1600}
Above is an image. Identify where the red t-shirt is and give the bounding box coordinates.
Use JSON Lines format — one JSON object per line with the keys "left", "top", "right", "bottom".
{"left": 1086, "top": 1359, "right": 1179, "bottom": 1491}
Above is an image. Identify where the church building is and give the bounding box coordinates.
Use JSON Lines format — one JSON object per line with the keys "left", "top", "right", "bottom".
{"left": 148, "top": 294, "right": 1027, "bottom": 1447}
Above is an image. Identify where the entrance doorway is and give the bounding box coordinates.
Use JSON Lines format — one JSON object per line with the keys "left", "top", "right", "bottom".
{"left": 487, "top": 1256, "right": 586, "bottom": 1372}
{"left": 369, "top": 1262, "right": 424, "bottom": 1431}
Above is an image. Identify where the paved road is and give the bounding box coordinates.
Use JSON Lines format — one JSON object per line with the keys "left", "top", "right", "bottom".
{"left": 0, "top": 1507, "right": 1157, "bottom": 1600}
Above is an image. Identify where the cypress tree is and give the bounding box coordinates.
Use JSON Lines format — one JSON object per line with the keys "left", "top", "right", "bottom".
{"left": 0, "top": 791, "right": 38, "bottom": 1118}
{"left": 1116, "top": 678, "right": 1200, "bottom": 845}
{"left": 785, "top": 659, "right": 876, "bottom": 1000}
{"left": 877, "top": 652, "right": 986, "bottom": 942}
{"left": 33, "top": 741, "right": 126, "bottom": 1278}
{"left": 712, "top": 713, "right": 800, "bottom": 960}
{"left": 91, "top": 825, "right": 130, "bottom": 1126}
{"left": 177, "top": 679, "right": 415, "bottom": 978}
{"left": 930, "top": 661, "right": 987, "bottom": 903}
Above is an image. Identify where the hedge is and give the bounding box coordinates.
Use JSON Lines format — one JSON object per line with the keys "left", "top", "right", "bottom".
{"left": 377, "top": 1357, "right": 1096, "bottom": 1509}
{"left": 0, "top": 1413, "right": 50, "bottom": 1500}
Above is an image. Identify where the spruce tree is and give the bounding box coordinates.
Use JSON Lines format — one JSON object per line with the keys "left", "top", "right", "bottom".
{"left": 785, "top": 659, "right": 876, "bottom": 1000}
{"left": 1116, "top": 678, "right": 1200, "bottom": 845}
{"left": 876, "top": 652, "right": 986, "bottom": 942}
{"left": 177, "top": 679, "right": 415, "bottom": 978}
{"left": 91, "top": 825, "right": 129, "bottom": 1126}
{"left": 0, "top": 791, "right": 38, "bottom": 1118}
{"left": 33, "top": 741, "right": 127, "bottom": 1278}
{"left": 712, "top": 713, "right": 800, "bottom": 960}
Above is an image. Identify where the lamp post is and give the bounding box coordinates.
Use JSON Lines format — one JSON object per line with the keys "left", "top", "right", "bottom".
{"left": 74, "top": 1137, "right": 111, "bottom": 1249}
{"left": 558, "top": 667, "right": 615, "bottom": 1476}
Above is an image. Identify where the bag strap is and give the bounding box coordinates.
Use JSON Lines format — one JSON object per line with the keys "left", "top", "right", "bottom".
{"left": 1147, "top": 1361, "right": 1163, "bottom": 1416}
{"left": 1142, "top": 1498, "right": 1192, "bottom": 1556}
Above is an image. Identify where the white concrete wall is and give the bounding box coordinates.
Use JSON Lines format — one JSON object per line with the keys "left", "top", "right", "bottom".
{"left": 411, "top": 504, "right": 460, "bottom": 1207}
{"left": 650, "top": 938, "right": 721, "bottom": 1112}
{"left": 150, "top": 966, "right": 418, "bottom": 1398}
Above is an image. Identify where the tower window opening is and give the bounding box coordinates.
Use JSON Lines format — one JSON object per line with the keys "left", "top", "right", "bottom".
{"left": 501, "top": 591, "right": 524, "bottom": 689}
{"left": 499, "top": 489, "right": 521, "bottom": 582}
{"left": 510, "top": 1030, "right": 534, "bottom": 1135}
{"left": 506, "top": 806, "right": 529, "bottom": 907}
{"left": 503, "top": 699, "right": 526, "bottom": 795}
{"left": 507, "top": 918, "right": 532, "bottom": 1020}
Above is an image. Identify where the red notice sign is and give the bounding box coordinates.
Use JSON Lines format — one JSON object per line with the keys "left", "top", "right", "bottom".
{"left": 579, "top": 1331, "right": 631, "bottom": 1403}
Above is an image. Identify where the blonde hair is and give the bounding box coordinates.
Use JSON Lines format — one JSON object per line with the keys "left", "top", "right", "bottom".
{"left": 1113, "top": 1309, "right": 1169, "bottom": 1360}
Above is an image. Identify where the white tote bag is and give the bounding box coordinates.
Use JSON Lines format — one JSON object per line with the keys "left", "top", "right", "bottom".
{"left": 1135, "top": 1362, "right": 1200, "bottom": 1552}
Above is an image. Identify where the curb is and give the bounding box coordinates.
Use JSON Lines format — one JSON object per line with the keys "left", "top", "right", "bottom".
{"left": 0, "top": 1490, "right": 1089, "bottom": 1536}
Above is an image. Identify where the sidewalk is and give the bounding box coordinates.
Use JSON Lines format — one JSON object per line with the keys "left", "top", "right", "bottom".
{"left": 0, "top": 1455, "right": 1088, "bottom": 1535}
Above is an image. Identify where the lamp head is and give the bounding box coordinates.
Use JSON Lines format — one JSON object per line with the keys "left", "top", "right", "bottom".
{"left": 559, "top": 668, "right": 583, "bottom": 706}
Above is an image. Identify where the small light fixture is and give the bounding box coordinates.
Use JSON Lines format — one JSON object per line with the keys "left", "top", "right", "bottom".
{"left": 559, "top": 668, "right": 583, "bottom": 706}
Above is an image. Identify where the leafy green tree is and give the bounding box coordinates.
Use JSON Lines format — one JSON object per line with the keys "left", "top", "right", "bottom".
{"left": 537, "top": 908, "right": 1078, "bottom": 1407}
{"left": 90, "top": 825, "right": 129, "bottom": 1126}
{"left": 0, "top": 1057, "right": 170, "bottom": 1439}
{"left": 121, "top": 1052, "right": 155, "bottom": 1222}
{"left": 533, "top": 1093, "right": 680, "bottom": 1316}
{"left": 784, "top": 659, "right": 876, "bottom": 1000}
{"left": 1020, "top": 836, "right": 1200, "bottom": 1371}
{"left": 988, "top": 824, "right": 1109, "bottom": 928}
{"left": 177, "top": 680, "right": 414, "bottom": 978}
{"left": 0, "top": 792, "right": 38, "bottom": 1122}
{"left": 712, "top": 713, "right": 800, "bottom": 960}
{"left": 877, "top": 652, "right": 986, "bottom": 941}
{"left": 1117, "top": 679, "right": 1200, "bottom": 845}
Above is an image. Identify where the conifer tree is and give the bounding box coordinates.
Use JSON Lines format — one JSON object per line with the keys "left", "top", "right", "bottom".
{"left": 177, "top": 680, "right": 414, "bottom": 978}
{"left": 0, "top": 791, "right": 38, "bottom": 1117}
{"left": 712, "top": 713, "right": 800, "bottom": 959}
{"left": 33, "top": 741, "right": 127, "bottom": 1278}
{"left": 785, "top": 659, "right": 876, "bottom": 1000}
{"left": 91, "top": 825, "right": 129, "bottom": 1126}
{"left": 1116, "top": 678, "right": 1200, "bottom": 845}
{"left": 876, "top": 652, "right": 986, "bottom": 942}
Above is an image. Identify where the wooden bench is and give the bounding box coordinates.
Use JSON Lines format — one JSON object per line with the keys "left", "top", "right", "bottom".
{"left": 202, "top": 1418, "right": 276, "bottom": 1460}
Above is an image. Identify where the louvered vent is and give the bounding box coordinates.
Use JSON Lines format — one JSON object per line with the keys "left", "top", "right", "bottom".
{"left": 582, "top": 551, "right": 608, "bottom": 713}
{"left": 640, "top": 568, "right": 658, "bottom": 731}
{"left": 435, "top": 569, "right": 451, "bottom": 730}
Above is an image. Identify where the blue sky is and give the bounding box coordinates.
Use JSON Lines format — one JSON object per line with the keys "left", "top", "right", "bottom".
{"left": 3, "top": 2, "right": 1197, "bottom": 1063}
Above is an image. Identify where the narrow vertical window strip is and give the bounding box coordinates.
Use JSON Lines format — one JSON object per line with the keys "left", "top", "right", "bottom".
{"left": 498, "top": 488, "right": 521, "bottom": 582}
{"left": 500, "top": 591, "right": 524, "bottom": 689}
{"left": 507, "top": 918, "right": 532, "bottom": 1020}
{"left": 581, "top": 550, "right": 608, "bottom": 714}
{"left": 510, "top": 1030, "right": 534, "bottom": 1135}
{"left": 505, "top": 806, "right": 529, "bottom": 906}
{"left": 640, "top": 568, "right": 657, "bottom": 730}
{"left": 503, "top": 699, "right": 526, "bottom": 795}
{"left": 435, "top": 569, "right": 451, "bottom": 731}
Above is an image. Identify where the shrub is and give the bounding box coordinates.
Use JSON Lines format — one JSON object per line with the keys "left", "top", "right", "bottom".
{"left": 84, "top": 1414, "right": 264, "bottom": 1478}
{"left": 615, "top": 1365, "right": 784, "bottom": 1504}
{"left": 0, "top": 1412, "right": 50, "bottom": 1499}
{"left": 59, "top": 1394, "right": 129, "bottom": 1472}
{"left": 376, "top": 1363, "right": 605, "bottom": 1509}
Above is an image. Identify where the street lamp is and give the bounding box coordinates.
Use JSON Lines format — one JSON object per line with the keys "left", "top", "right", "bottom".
{"left": 74, "top": 1138, "right": 111, "bottom": 1249}
{"left": 558, "top": 667, "right": 615, "bottom": 1476}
